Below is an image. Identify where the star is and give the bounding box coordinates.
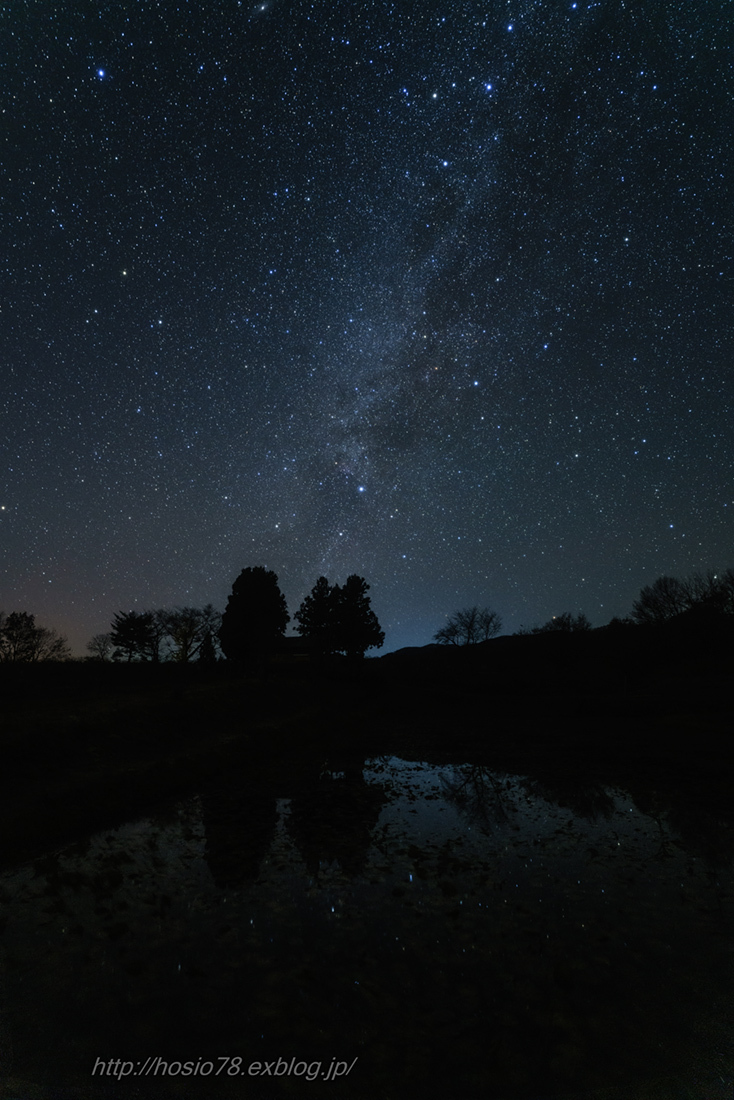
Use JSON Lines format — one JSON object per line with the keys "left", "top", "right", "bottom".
{"left": 1, "top": 0, "right": 730, "bottom": 657}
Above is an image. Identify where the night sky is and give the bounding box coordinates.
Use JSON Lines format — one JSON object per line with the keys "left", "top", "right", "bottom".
{"left": 2, "top": 0, "right": 732, "bottom": 656}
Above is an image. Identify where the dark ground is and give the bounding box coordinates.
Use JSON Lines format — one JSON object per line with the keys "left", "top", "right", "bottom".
{"left": 0, "top": 627, "right": 732, "bottom": 1100}
{"left": 0, "top": 621, "right": 731, "bottom": 872}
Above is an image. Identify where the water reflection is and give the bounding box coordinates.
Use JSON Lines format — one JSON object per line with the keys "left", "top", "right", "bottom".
{"left": 0, "top": 754, "right": 731, "bottom": 1099}
{"left": 288, "top": 751, "right": 388, "bottom": 877}
{"left": 201, "top": 772, "right": 279, "bottom": 887}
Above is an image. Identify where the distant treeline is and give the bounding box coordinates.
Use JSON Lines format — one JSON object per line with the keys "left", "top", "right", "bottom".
{"left": 2, "top": 566, "right": 733, "bottom": 664}
{"left": 433, "top": 567, "right": 734, "bottom": 647}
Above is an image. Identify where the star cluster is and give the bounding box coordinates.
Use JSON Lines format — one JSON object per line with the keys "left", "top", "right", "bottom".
{"left": 1, "top": 0, "right": 732, "bottom": 652}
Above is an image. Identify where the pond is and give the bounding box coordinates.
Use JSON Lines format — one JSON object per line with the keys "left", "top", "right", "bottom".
{"left": 0, "top": 753, "right": 732, "bottom": 1099}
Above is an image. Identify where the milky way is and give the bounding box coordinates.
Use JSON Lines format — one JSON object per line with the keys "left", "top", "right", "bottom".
{"left": 1, "top": 0, "right": 732, "bottom": 653}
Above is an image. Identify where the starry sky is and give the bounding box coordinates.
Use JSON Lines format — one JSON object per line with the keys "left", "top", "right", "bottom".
{"left": 2, "top": 0, "right": 732, "bottom": 655}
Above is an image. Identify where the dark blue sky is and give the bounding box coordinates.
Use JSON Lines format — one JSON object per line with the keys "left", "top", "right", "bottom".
{"left": 2, "top": 0, "right": 732, "bottom": 654}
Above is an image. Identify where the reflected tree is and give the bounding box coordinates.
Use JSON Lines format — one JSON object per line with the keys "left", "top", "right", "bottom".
{"left": 288, "top": 751, "right": 388, "bottom": 876}
{"left": 200, "top": 773, "right": 279, "bottom": 887}
{"left": 442, "top": 763, "right": 616, "bottom": 832}
{"left": 441, "top": 765, "right": 516, "bottom": 830}
{"left": 519, "top": 775, "right": 615, "bottom": 822}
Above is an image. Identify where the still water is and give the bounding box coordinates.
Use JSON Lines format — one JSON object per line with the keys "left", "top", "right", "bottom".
{"left": 0, "top": 755, "right": 732, "bottom": 1099}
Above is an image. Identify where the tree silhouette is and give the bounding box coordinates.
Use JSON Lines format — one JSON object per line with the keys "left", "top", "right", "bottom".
{"left": 197, "top": 629, "right": 218, "bottom": 664}
{"left": 110, "top": 610, "right": 162, "bottom": 662}
{"left": 158, "top": 604, "right": 221, "bottom": 661}
{"left": 296, "top": 575, "right": 384, "bottom": 658}
{"left": 218, "top": 566, "right": 289, "bottom": 662}
{"left": 86, "top": 632, "right": 113, "bottom": 661}
{"left": 434, "top": 606, "right": 502, "bottom": 646}
{"left": 631, "top": 568, "right": 734, "bottom": 626}
{"left": 0, "top": 611, "right": 70, "bottom": 662}
{"left": 631, "top": 575, "right": 692, "bottom": 626}
{"left": 294, "top": 576, "right": 337, "bottom": 656}
{"left": 332, "top": 574, "right": 384, "bottom": 659}
{"left": 517, "top": 611, "right": 592, "bottom": 635}
{"left": 706, "top": 567, "right": 734, "bottom": 615}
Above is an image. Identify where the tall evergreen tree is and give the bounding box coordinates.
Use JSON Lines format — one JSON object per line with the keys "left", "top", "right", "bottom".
{"left": 219, "top": 566, "right": 289, "bottom": 662}
{"left": 294, "top": 576, "right": 337, "bottom": 656}
{"left": 295, "top": 574, "right": 384, "bottom": 659}
{"left": 333, "top": 575, "right": 384, "bottom": 659}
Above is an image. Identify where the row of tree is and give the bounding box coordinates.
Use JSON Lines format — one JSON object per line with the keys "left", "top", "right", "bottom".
{"left": 219, "top": 568, "right": 384, "bottom": 661}
{"left": 82, "top": 568, "right": 385, "bottom": 664}
{"left": 432, "top": 607, "right": 591, "bottom": 646}
{"left": 630, "top": 568, "right": 734, "bottom": 625}
{"left": 89, "top": 605, "right": 222, "bottom": 663}
{"left": 433, "top": 568, "right": 734, "bottom": 647}
{"left": 3, "top": 564, "right": 733, "bottom": 664}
